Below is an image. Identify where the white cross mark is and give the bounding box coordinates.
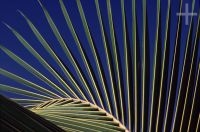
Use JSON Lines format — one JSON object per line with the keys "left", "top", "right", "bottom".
{"left": 176, "top": 3, "right": 197, "bottom": 25}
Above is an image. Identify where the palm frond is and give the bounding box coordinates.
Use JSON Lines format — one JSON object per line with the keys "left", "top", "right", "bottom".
{"left": 0, "top": 0, "right": 199, "bottom": 131}
{"left": 31, "top": 98, "right": 127, "bottom": 131}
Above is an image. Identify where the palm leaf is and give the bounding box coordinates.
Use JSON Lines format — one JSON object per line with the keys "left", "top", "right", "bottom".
{"left": 31, "top": 98, "right": 127, "bottom": 132}
{"left": 0, "top": 0, "right": 199, "bottom": 131}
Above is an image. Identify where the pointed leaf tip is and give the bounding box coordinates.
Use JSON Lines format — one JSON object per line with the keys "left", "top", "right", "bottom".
{"left": 37, "top": 0, "right": 43, "bottom": 8}
{"left": 2, "top": 22, "right": 12, "bottom": 31}
{"left": 17, "top": 10, "right": 26, "bottom": 18}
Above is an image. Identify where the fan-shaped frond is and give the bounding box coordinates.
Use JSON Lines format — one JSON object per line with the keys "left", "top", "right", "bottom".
{"left": 0, "top": 0, "right": 200, "bottom": 131}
